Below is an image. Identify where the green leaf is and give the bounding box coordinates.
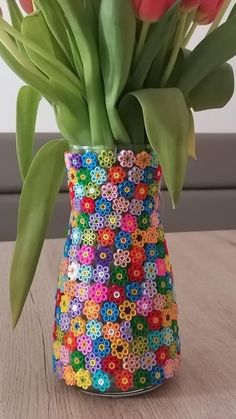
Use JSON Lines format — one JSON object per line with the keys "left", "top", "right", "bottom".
{"left": 188, "top": 63, "right": 234, "bottom": 111}
{"left": 99, "top": 0, "right": 136, "bottom": 144}
{"left": 227, "top": 3, "right": 236, "bottom": 20}
{"left": 177, "top": 13, "right": 236, "bottom": 95}
{"left": 187, "top": 109, "right": 196, "bottom": 159}
{"left": 6, "top": 0, "right": 23, "bottom": 31}
{"left": 118, "top": 95, "right": 145, "bottom": 147}
{"left": 10, "top": 139, "right": 68, "bottom": 328}
{"left": 129, "top": 2, "right": 180, "bottom": 90}
{"left": 130, "top": 88, "right": 189, "bottom": 206}
{"left": 16, "top": 86, "right": 41, "bottom": 180}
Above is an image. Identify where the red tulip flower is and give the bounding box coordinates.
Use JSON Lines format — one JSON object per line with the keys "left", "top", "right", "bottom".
{"left": 181, "top": 0, "right": 201, "bottom": 12}
{"left": 19, "top": 0, "right": 34, "bottom": 14}
{"left": 133, "top": 0, "right": 176, "bottom": 22}
{"left": 195, "top": 0, "right": 224, "bottom": 24}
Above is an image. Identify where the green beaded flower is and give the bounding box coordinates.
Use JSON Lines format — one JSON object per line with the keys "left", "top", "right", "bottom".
{"left": 165, "top": 290, "right": 174, "bottom": 308}
{"left": 156, "top": 276, "right": 170, "bottom": 294}
{"left": 131, "top": 316, "right": 148, "bottom": 337}
{"left": 82, "top": 228, "right": 97, "bottom": 246}
{"left": 77, "top": 213, "right": 89, "bottom": 231}
{"left": 98, "top": 150, "right": 116, "bottom": 168}
{"left": 137, "top": 213, "right": 150, "bottom": 230}
{"left": 76, "top": 168, "right": 91, "bottom": 185}
{"left": 156, "top": 241, "right": 166, "bottom": 258}
{"left": 70, "top": 350, "right": 85, "bottom": 372}
{"left": 134, "top": 369, "right": 150, "bottom": 389}
{"left": 111, "top": 267, "right": 128, "bottom": 286}
{"left": 85, "top": 182, "right": 101, "bottom": 199}
{"left": 171, "top": 320, "right": 179, "bottom": 338}
{"left": 148, "top": 182, "right": 159, "bottom": 197}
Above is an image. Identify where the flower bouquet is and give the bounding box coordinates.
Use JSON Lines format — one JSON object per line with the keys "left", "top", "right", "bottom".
{"left": 1, "top": 0, "right": 236, "bottom": 396}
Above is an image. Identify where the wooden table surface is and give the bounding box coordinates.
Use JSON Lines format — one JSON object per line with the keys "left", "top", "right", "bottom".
{"left": 1, "top": 230, "right": 236, "bottom": 419}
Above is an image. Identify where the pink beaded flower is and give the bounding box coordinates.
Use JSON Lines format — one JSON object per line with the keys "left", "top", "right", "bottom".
{"left": 117, "top": 150, "right": 136, "bottom": 168}
{"left": 152, "top": 293, "right": 166, "bottom": 311}
{"left": 142, "top": 279, "right": 157, "bottom": 298}
{"left": 112, "top": 197, "right": 129, "bottom": 214}
{"left": 128, "top": 166, "right": 144, "bottom": 184}
{"left": 89, "top": 283, "right": 108, "bottom": 304}
{"left": 101, "top": 182, "right": 118, "bottom": 201}
{"left": 156, "top": 258, "right": 167, "bottom": 276}
{"left": 76, "top": 335, "right": 93, "bottom": 355}
{"left": 129, "top": 199, "right": 144, "bottom": 216}
{"left": 113, "top": 249, "right": 131, "bottom": 268}
{"left": 60, "top": 346, "right": 70, "bottom": 365}
{"left": 74, "top": 282, "right": 89, "bottom": 302}
{"left": 123, "top": 353, "right": 141, "bottom": 373}
{"left": 150, "top": 210, "right": 159, "bottom": 227}
{"left": 136, "top": 296, "right": 153, "bottom": 317}
{"left": 121, "top": 214, "right": 137, "bottom": 234}
{"left": 77, "top": 245, "right": 95, "bottom": 264}
{"left": 164, "top": 358, "right": 175, "bottom": 379}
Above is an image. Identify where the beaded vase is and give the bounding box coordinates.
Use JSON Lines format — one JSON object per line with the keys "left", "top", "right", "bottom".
{"left": 52, "top": 146, "right": 181, "bottom": 396}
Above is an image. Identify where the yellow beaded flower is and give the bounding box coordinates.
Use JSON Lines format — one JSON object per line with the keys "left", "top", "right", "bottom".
{"left": 82, "top": 228, "right": 97, "bottom": 245}
{"left": 164, "top": 290, "right": 173, "bottom": 308}
{"left": 148, "top": 182, "right": 159, "bottom": 197}
{"left": 132, "top": 337, "right": 149, "bottom": 356}
{"left": 68, "top": 168, "right": 77, "bottom": 185}
{"left": 70, "top": 210, "right": 79, "bottom": 228}
{"left": 158, "top": 226, "right": 165, "bottom": 241}
{"left": 53, "top": 340, "right": 61, "bottom": 360}
{"left": 83, "top": 300, "right": 100, "bottom": 320}
{"left": 98, "top": 150, "right": 116, "bottom": 168}
{"left": 119, "top": 300, "right": 136, "bottom": 321}
{"left": 70, "top": 316, "right": 86, "bottom": 337}
{"left": 55, "top": 326, "right": 64, "bottom": 343}
{"left": 165, "top": 255, "right": 171, "bottom": 272}
{"left": 75, "top": 369, "right": 92, "bottom": 390}
{"left": 85, "top": 182, "right": 101, "bottom": 199}
{"left": 59, "top": 295, "right": 70, "bottom": 313}
{"left": 63, "top": 365, "right": 76, "bottom": 386}
{"left": 111, "top": 338, "right": 129, "bottom": 359}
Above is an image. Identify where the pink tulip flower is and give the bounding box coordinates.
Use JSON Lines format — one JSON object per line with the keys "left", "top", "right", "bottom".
{"left": 132, "top": 0, "right": 176, "bottom": 22}
{"left": 181, "top": 0, "right": 201, "bottom": 12}
{"left": 19, "top": 0, "right": 34, "bottom": 14}
{"left": 195, "top": 0, "right": 224, "bottom": 24}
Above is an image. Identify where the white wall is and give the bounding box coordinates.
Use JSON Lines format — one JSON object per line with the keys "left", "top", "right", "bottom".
{"left": 0, "top": 2, "right": 236, "bottom": 133}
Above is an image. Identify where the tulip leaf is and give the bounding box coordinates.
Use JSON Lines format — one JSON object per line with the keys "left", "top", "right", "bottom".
{"left": 177, "top": 13, "right": 236, "bottom": 95}
{"left": 130, "top": 88, "right": 189, "bottom": 206}
{"left": 188, "top": 63, "right": 234, "bottom": 111}
{"left": 228, "top": 3, "right": 236, "bottom": 20}
{"left": 6, "top": 0, "right": 22, "bottom": 31}
{"left": 129, "top": 1, "right": 180, "bottom": 90}
{"left": 187, "top": 109, "right": 196, "bottom": 159}
{"left": 16, "top": 86, "right": 41, "bottom": 180}
{"left": 99, "top": 0, "right": 135, "bottom": 144}
{"left": 10, "top": 139, "right": 68, "bottom": 328}
{"left": 118, "top": 94, "right": 145, "bottom": 148}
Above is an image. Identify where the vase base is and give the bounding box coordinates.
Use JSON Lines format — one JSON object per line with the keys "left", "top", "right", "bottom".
{"left": 80, "top": 383, "right": 163, "bottom": 398}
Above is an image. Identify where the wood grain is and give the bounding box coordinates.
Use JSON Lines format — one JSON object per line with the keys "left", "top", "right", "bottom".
{"left": 1, "top": 230, "right": 236, "bottom": 419}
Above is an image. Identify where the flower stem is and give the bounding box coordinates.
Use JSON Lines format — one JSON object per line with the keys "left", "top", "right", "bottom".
{"left": 207, "top": 0, "right": 231, "bottom": 35}
{"left": 182, "top": 21, "right": 198, "bottom": 47}
{"left": 160, "top": 13, "right": 187, "bottom": 87}
{"left": 134, "top": 21, "right": 150, "bottom": 65}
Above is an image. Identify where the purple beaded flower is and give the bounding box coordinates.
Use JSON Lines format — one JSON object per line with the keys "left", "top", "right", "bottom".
{"left": 136, "top": 296, "right": 153, "bottom": 317}
{"left": 129, "top": 199, "right": 144, "bottom": 216}
{"left": 128, "top": 166, "right": 144, "bottom": 184}
{"left": 89, "top": 213, "right": 104, "bottom": 231}
{"left": 117, "top": 150, "right": 136, "bottom": 168}
{"left": 96, "top": 247, "right": 112, "bottom": 266}
{"left": 69, "top": 298, "right": 83, "bottom": 318}
{"left": 60, "top": 346, "right": 70, "bottom": 365}
{"left": 59, "top": 313, "right": 70, "bottom": 332}
{"left": 76, "top": 335, "right": 93, "bottom": 355}
{"left": 71, "top": 153, "right": 82, "bottom": 170}
{"left": 142, "top": 279, "right": 157, "bottom": 298}
{"left": 120, "top": 321, "right": 133, "bottom": 343}
{"left": 74, "top": 283, "right": 89, "bottom": 302}
{"left": 141, "top": 351, "right": 156, "bottom": 371}
{"left": 93, "top": 265, "right": 110, "bottom": 284}
{"left": 85, "top": 353, "right": 101, "bottom": 373}
{"left": 55, "top": 360, "right": 64, "bottom": 379}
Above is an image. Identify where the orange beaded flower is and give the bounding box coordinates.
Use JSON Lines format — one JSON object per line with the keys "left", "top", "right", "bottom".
{"left": 162, "top": 308, "right": 172, "bottom": 328}
{"left": 146, "top": 227, "right": 158, "bottom": 243}
{"left": 63, "top": 365, "right": 76, "bottom": 386}
{"left": 83, "top": 300, "right": 101, "bottom": 320}
{"left": 108, "top": 165, "right": 126, "bottom": 184}
{"left": 111, "top": 338, "right": 129, "bottom": 359}
{"left": 131, "top": 229, "right": 147, "bottom": 247}
{"left": 119, "top": 300, "right": 136, "bottom": 321}
{"left": 102, "top": 322, "right": 121, "bottom": 342}
{"left": 97, "top": 228, "right": 115, "bottom": 246}
{"left": 115, "top": 370, "right": 133, "bottom": 391}
{"left": 64, "top": 281, "right": 76, "bottom": 299}
{"left": 135, "top": 151, "right": 151, "bottom": 169}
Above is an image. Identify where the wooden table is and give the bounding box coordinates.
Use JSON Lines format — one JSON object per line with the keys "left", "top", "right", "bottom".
{"left": 1, "top": 230, "right": 236, "bottom": 419}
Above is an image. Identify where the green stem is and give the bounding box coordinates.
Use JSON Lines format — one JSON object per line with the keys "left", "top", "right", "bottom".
{"left": 207, "top": 0, "right": 231, "bottom": 34}
{"left": 160, "top": 13, "right": 188, "bottom": 87}
{"left": 134, "top": 22, "right": 150, "bottom": 64}
{"left": 182, "top": 21, "right": 198, "bottom": 47}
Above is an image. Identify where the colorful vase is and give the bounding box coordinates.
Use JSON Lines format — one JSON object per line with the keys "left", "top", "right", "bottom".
{"left": 52, "top": 146, "right": 181, "bottom": 396}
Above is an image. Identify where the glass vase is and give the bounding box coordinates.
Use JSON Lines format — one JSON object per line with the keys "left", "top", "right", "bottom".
{"left": 52, "top": 146, "right": 180, "bottom": 396}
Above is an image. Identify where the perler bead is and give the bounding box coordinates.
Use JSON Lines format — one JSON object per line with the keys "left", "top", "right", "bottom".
{"left": 53, "top": 148, "right": 181, "bottom": 394}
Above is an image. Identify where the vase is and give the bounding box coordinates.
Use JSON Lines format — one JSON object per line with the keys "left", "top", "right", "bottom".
{"left": 52, "top": 146, "right": 181, "bottom": 396}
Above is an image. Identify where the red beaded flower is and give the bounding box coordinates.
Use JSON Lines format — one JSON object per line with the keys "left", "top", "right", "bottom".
{"left": 128, "top": 264, "right": 144, "bottom": 282}
{"left": 108, "top": 166, "right": 126, "bottom": 184}
{"left": 147, "top": 310, "right": 162, "bottom": 330}
{"left": 155, "top": 345, "right": 169, "bottom": 366}
{"left": 81, "top": 197, "right": 95, "bottom": 214}
{"left": 97, "top": 228, "right": 115, "bottom": 246}
{"left": 134, "top": 183, "right": 148, "bottom": 200}
{"left": 101, "top": 355, "right": 121, "bottom": 375}
{"left": 115, "top": 369, "right": 133, "bottom": 391}
{"left": 108, "top": 285, "right": 125, "bottom": 305}
{"left": 130, "top": 246, "right": 146, "bottom": 264}
{"left": 64, "top": 331, "right": 77, "bottom": 351}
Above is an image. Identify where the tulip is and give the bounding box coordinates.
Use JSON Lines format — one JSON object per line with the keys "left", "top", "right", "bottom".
{"left": 132, "top": 0, "right": 176, "bottom": 22}
{"left": 19, "top": 0, "right": 34, "bottom": 14}
{"left": 181, "top": 0, "right": 201, "bottom": 12}
{"left": 195, "top": 0, "right": 224, "bottom": 24}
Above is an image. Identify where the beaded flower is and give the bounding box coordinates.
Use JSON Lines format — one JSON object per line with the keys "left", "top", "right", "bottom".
{"left": 90, "top": 166, "right": 107, "bottom": 185}
{"left": 93, "top": 336, "right": 111, "bottom": 357}
{"left": 117, "top": 149, "right": 136, "bottom": 168}
{"left": 93, "top": 265, "right": 110, "bottom": 284}
{"left": 100, "top": 302, "right": 119, "bottom": 322}
{"left": 75, "top": 368, "right": 92, "bottom": 389}
{"left": 92, "top": 370, "right": 111, "bottom": 393}
{"left": 86, "top": 320, "right": 103, "bottom": 341}
{"left": 81, "top": 151, "right": 98, "bottom": 170}
{"left": 101, "top": 182, "right": 118, "bottom": 201}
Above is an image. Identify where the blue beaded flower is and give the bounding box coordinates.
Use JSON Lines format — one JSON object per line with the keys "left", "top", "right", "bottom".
{"left": 93, "top": 336, "right": 111, "bottom": 357}
{"left": 95, "top": 198, "right": 112, "bottom": 216}
{"left": 143, "top": 197, "right": 155, "bottom": 215}
{"left": 91, "top": 166, "right": 107, "bottom": 185}
{"left": 100, "top": 302, "right": 119, "bottom": 322}
{"left": 145, "top": 244, "right": 158, "bottom": 262}
{"left": 70, "top": 227, "right": 81, "bottom": 245}
{"left": 86, "top": 320, "right": 103, "bottom": 340}
{"left": 82, "top": 151, "right": 98, "bottom": 170}
{"left": 115, "top": 231, "right": 132, "bottom": 250}
{"left": 125, "top": 283, "right": 142, "bottom": 302}
{"left": 143, "top": 167, "right": 155, "bottom": 184}
{"left": 150, "top": 366, "right": 164, "bottom": 386}
{"left": 92, "top": 370, "right": 111, "bottom": 392}
{"left": 144, "top": 262, "right": 157, "bottom": 280}
{"left": 118, "top": 180, "right": 135, "bottom": 198}
{"left": 63, "top": 238, "right": 71, "bottom": 258}
{"left": 147, "top": 330, "right": 163, "bottom": 351}
{"left": 77, "top": 264, "right": 93, "bottom": 284}
{"left": 73, "top": 183, "right": 85, "bottom": 199}
{"left": 55, "top": 306, "right": 61, "bottom": 326}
